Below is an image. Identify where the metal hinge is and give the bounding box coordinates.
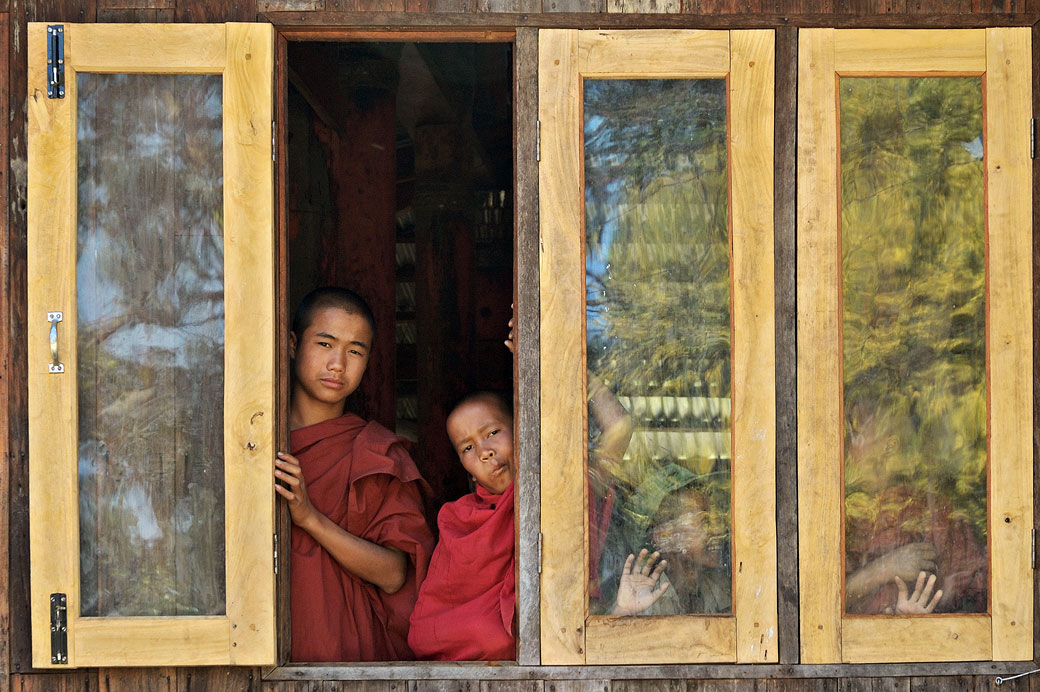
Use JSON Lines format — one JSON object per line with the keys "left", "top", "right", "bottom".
{"left": 273, "top": 533, "right": 279, "bottom": 575}
{"left": 536, "top": 120, "right": 541, "bottom": 163}
{"left": 537, "top": 532, "right": 543, "bottom": 574}
{"left": 271, "top": 120, "right": 276, "bottom": 163}
{"left": 50, "top": 593, "right": 68, "bottom": 664}
{"left": 46, "top": 25, "right": 65, "bottom": 99}
{"left": 1031, "top": 118, "right": 1036, "bottom": 159}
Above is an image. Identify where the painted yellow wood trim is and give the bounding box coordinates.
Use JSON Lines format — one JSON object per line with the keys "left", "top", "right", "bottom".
{"left": 986, "top": 26, "right": 1034, "bottom": 663}
{"left": 538, "top": 28, "right": 587, "bottom": 667}
{"left": 796, "top": 27, "right": 843, "bottom": 666}
{"left": 223, "top": 22, "right": 277, "bottom": 666}
{"left": 27, "top": 21, "right": 81, "bottom": 669}
{"left": 576, "top": 29, "right": 729, "bottom": 77}
{"left": 67, "top": 24, "right": 226, "bottom": 73}
{"left": 74, "top": 617, "right": 230, "bottom": 666}
{"left": 833, "top": 29, "right": 986, "bottom": 73}
{"left": 842, "top": 616, "right": 991, "bottom": 663}
{"left": 585, "top": 615, "right": 734, "bottom": 664}
{"left": 729, "top": 28, "right": 778, "bottom": 665}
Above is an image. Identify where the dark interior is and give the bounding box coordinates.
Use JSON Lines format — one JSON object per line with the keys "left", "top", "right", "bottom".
{"left": 285, "top": 40, "right": 515, "bottom": 512}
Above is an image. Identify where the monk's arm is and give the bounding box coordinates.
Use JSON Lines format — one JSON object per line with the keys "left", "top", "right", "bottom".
{"left": 274, "top": 452, "right": 408, "bottom": 594}
{"left": 298, "top": 510, "right": 408, "bottom": 594}
{"left": 588, "top": 372, "right": 634, "bottom": 468}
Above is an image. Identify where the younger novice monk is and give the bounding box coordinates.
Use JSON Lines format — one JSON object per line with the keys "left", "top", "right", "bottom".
{"left": 274, "top": 287, "right": 434, "bottom": 662}
{"left": 407, "top": 390, "right": 517, "bottom": 661}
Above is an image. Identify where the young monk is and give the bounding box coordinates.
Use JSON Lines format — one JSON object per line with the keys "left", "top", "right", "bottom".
{"left": 408, "top": 314, "right": 649, "bottom": 659}
{"left": 273, "top": 287, "right": 434, "bottom": 662}
{"left": 407, "top": 390, "right": 517, "bottom": 661}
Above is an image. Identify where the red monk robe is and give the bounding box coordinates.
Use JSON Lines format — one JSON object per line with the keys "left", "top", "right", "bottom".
{"left": 290, "top": 413, "right": 435, "bottom": 662}
{"left": 408, "top": 483, "right": 515, "bottom": 661}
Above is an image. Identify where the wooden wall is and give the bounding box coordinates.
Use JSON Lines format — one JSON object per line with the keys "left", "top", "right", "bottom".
{"left": 4, "top": 1, "right": 1040, "bottom": 692}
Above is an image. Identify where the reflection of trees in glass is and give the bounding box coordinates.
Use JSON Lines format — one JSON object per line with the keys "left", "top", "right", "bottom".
{"left": 584, "top": 80, "right": 732, "bottom": 615}
{"left": 77, "top": 74, "right": 226, "bottom": 616}
{"left": 841, "top": 77, "right": 987, "bottom": 614}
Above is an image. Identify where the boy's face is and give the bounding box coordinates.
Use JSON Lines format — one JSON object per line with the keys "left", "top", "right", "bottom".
{"left": 446, "top": 397, "right": 515, "bottom": 495}
{"left": 651, "top": 489, "right": 718, "bottom": 568}
{"left": 289, "top": 307, "right": 372, "bottom": 423}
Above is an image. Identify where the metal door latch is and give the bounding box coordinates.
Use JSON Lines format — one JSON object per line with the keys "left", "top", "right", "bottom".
{"left": 50, "top": 593, "right": 68, "bottom": 664}
{"left": 47, "top": 25, "right": 65, "bottom": 99}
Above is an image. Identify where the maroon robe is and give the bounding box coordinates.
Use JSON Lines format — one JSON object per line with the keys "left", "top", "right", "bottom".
{"left": 290, "top": 413, "right": 434, "bottom": 662}
{"left": 408, "top": 483, "right": 515, "bottom": 661}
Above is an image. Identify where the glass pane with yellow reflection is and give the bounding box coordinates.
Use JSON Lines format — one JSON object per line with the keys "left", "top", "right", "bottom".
{"left": 841, "top": 76, "right": 988, "bottom": 616}
{"left": 77, "top": 73, "right": 226, "bottom": 617}
{"left": 584, "top": 79, "right": 732, "bottom": 617}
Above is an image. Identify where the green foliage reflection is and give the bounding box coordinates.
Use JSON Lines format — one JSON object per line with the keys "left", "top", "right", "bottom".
{"left": 841, "top": 77, "right": 988, "bottom": 614}
{"left": 584, "top": 80, "right": 733, "bottom": 615}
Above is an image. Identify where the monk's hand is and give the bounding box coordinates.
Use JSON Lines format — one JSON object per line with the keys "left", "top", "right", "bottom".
{"left": 274, "top": 451, "right": 318, "bottom": 529}
{"left": 611, "top": 549, "right": 670, "bottom": 616}
{"left": 505, "top": 303, "right": 515, "bottom": 354}
{"left": 889, "top": 571, "right": 942, "bottom": 615}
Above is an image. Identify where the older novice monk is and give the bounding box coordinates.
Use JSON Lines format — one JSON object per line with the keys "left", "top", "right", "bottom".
{"left": 274, "top": 287, "right": 434, "bottom": 662}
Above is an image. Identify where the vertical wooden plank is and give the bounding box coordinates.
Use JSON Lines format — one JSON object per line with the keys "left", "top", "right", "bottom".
{"left": 224, "top": 21, "right": 276, "bottom": 665}
{"left": 175, "top": 0, "right": 256, "bottom": 22}
{"left": 610, "top": 682, "right": 685, "bottom": 692}
{"left": 96, "top": 8, "right": 175, "bottom": 19}
{"left": 97, "top": 669, "right": 177, "bottom": 692}
{"left": 96, "top": 0, "right": 173, "bottom": 8}
{"left": 261, "top": 681, "right": 318, "bottom": 692}
{"left": 796, "top": 26, "right": 842, "bottom": 665}
{"left": 838, "top": 679, "right": 910, "bottom": 692}
{"left": 514, "top": 25, "right": 542, "bottom": 668}
{"left": 12, "top": 672, "right": 97, "bottom": 692}
{"left": 606, "top": 0, "right": 680, "bottom": 11}
{"left": 909, "top": 678, "right": 976, "bottom": 692}
{"left": 731, "top": 28, "right": 778, "bottom": 665}
{"left": 274, "top": 31, "right": 292, "bottom": 669}
{"left": 7, "top": 0, "right": 32, "bottom": 676}
{"left": 184, "top": 668, "right": 257, "bottom": 692}
{"left": 538, "top": 28, "right": 585, "bottom": 667}
{"left": 477, "top": 0, "right": 540, "bottom": 9}
{"left": 546, "top": 683, "right": 609, "bottom": 692}
{"left": 1033, "top": 16, "right": 1040, "bottom": 674}
{"left": 26, "top": 19, "right": 79, "bottom": 669}
{"left": 14, "top": 1, "right": 96, "bottom": 674}
{"left": 773, "top": 23, "right": 800, "bottom": 668}
{"left": 258, "top": 0, "right": 324, "bottom": 9}
{"left": 480, "top": 682, "right": 543, "bottom": 692}
{"left": 325, "top": 682, "right": 391, "bottom": 692}
{"left": 543, "top": 0, "right": 606, "bottom": 10}
{"left": 412, "top": 683, "right": 477, "bottom": 692}
{"left": 986, "top": 26, "right": 1033, "bottom": 663}
{"left": 0, "top": 11, "right": 10, "bottom": 686}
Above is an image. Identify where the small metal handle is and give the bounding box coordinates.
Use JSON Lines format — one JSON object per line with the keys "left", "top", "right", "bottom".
{"left": 48, "top": 312, "right": 64, "bottom": 374}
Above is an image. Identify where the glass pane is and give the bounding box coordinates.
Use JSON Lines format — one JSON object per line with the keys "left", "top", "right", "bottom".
{"left": 585, "top": 79, "right": 732, "bottom": 617}
{"left": 841, "top": 77, "right": 988, "bottom": 616}
{"left": 77, "top": 73, "right": 226, "bottom": 617}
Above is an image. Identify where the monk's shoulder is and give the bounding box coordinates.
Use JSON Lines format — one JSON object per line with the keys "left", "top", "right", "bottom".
{"left": 351, "top": 419, "right": 424, "bottom": 484}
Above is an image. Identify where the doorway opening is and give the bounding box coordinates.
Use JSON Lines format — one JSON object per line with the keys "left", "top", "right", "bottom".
{"left": 285, "top": 39, "right": 515, "bottom": 514}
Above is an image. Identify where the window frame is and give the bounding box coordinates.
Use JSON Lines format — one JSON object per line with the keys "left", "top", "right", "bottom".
{"left": 796, "top": 27, "right": 1034, "bottom": 665}
{"left": 536, "top": 27, "right": 779, "bottom": 666}
{"left": 15, "top": 14, "right": 1039, "bottom": 679}
{"left": 26, "top": 21, "right": 277, "bottom": 668}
